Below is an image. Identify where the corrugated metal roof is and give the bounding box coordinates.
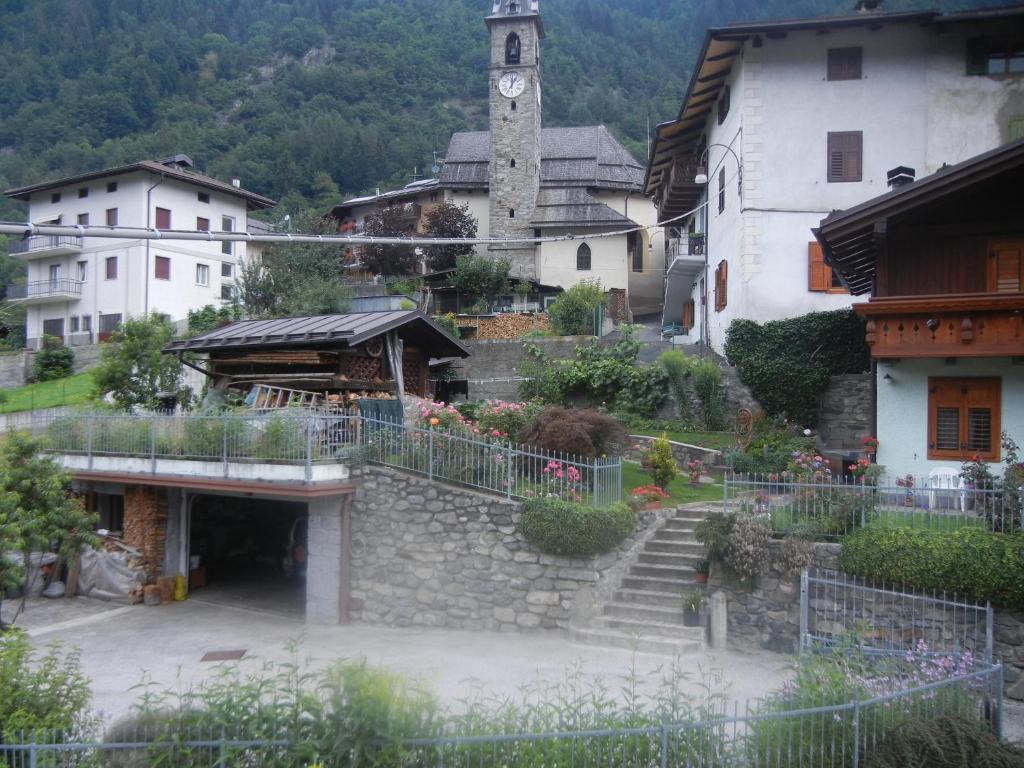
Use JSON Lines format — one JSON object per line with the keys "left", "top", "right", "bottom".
{"left": 163, "top": 310, "right": 470, "bottom": 357}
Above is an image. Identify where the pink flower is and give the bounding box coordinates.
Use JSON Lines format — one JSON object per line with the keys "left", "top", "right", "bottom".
{"left": 491, "top": 430, "right": 501, "bottom": 437}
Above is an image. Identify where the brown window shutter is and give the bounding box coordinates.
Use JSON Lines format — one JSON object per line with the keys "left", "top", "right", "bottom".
{"left": 716, "top": 260, "right": 728, "bottom": 311}
{"left": 682, "top": 300, "right": 694, "bottom": 330}
{"left": 928, "top": 377, "right": 1002, "bottom": 461}
{"left": 154, "top": 256, "right": 171, "bottom": 280}
{"left": 827, "top": 132, "right": 862, "bottom": 182}
{"left": 155, "top": 207, "right": 171, "bottom": 230}
{"left": 988, "top": 241, "right": 1022, "bottom": 293}
{"left": 197, "top": 217, "right": 210, "bottom": 232}
{"left": 808, "top": 241, "right": 829, "bottom": 291}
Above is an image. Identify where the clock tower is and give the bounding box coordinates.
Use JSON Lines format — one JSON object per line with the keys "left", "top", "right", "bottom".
{"left": 485, "top": 0, "right": 543, "bottom": 280}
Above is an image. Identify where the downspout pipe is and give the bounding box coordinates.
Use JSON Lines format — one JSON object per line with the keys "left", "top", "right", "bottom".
{"left": 144, "top": 174, "right": 166, "bottom": 315}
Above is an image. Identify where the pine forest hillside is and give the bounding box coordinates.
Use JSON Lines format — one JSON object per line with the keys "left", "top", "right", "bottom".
{"left": 0, "top": 0, "right": 1012, "bottom": 223}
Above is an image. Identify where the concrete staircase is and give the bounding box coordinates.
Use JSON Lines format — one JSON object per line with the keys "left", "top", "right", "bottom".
{"left": 571, "top": 508, "right": 711, "bottom": 655}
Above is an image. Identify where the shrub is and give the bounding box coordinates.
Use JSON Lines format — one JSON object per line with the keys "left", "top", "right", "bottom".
{"left": 777, "top": 535, "right": 814, "bottom": 575}
{"left": 646, "top": 435, "right": 677, "bottom": 489}
{"left": 547, "top": 280, "right": 605, "bottom": 336}
{"left": 724, "top": 515, "right": 772, "bottom": 580}
{"left": 839, "top": 527, "right": 1024, "bottom": 608}
{"left": 415, "top": 401, "right": 470, "bottom": 431}
{"left": 695, "top": 512, "right": 735, "bottom": 561}
{"left": 187, "top": 304, "right": 239, "bottom": 336}
{"left": 520, "top": 498, "right": 634, "bottom": 556}
{"left": 93, "top": 314, "right": 191, "bottom": 411}
{"left": 478, "top": 400, "right": 542, "bottom": 441}
{"left": 433, "top": 312, "right": 461, "bottom": 339}
{"left": 517, "top": 407, "right": 627, "bottom": 458}
{"left": 724, "top": 310, "right": 869, "bottom": 425}
{"left": 452, "top": 255, "right": 511, "bottom": 305}
{"left": 657, "top": 349, "right": 692, "bottom": 424}
{"left": 864, "top": 715, "right": 1024, "bottom": 768}
{"left": 32, "top": 335, "right": 73, "bottom": 382}
{"left": 690, "top": 359, "right": 728, "bottom": 430}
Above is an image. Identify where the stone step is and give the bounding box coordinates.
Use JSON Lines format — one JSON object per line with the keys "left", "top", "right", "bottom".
{"left": 569, "top": 626, "right": 704, "bottom": 656}
{"left": 663, "top": 518, "right": 704, "bottom": 531}
{"left": 615, "top": 587, "right": 685, "bottom": 608}
{"left": 603, "top": 601, "right": 686, "bottom": 624}
{"left": 591, "top": 614, "right": 706, "bottom": 640}
{"left": 650, "top": 529, "right": 699, "bottom": 542}
{"left": 645, "top": 539, "right": 704, "bottom": 554}
{"left": 621, "top": 573, "right": 698, "bottom": 592}
{"left": 637, "top": 551, "right": 704, "bottom": 567}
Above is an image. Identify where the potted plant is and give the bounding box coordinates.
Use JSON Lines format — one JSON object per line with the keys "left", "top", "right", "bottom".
{"left": 896, "top": 474, "right": 915, "bottom": 507}
{"left": 630, "top": 484, "right": 669, "bottom": 510}
{"left": 861, "top": 436, "right": 879, "bottom": 455}
{"left": 694, "top": 558, "right": 710, "bottom": 584}
{"left": 682, "top": 589, "right": 704, "bottom": 627}
{"left": 686, "top": 459, "right": 705, "bottom": 485}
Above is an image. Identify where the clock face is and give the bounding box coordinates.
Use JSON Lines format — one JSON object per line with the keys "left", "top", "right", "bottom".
{"left": 498, "top": 71, "right": 526, "bottom": 99}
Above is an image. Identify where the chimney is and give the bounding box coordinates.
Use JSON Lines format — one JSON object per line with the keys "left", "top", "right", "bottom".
{"left": 855, "top": 0, "right": 882, "bottom": 12}
{"left": 231, "top": 178, "right": 241, "bottom": 188}
{"left": 887, "top": 166, "right": 915, "bottom": 189}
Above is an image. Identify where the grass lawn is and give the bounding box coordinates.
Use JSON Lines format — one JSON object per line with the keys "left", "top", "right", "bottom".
{"left": 0, "top": 372, "right": 96, "bottom": 413}
{"left": 622, "top": 461, "right": 723, "bottom": 507}
{"left": 766, "top": 504, "right": 986, "bottom": 537}
{"left": 632, "top": 430, "right": 735, "bottom": 451}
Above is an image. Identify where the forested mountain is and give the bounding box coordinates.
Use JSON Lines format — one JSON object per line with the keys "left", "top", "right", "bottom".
{"left": 0, "top": 0, "right": 1010, "bottom": 221}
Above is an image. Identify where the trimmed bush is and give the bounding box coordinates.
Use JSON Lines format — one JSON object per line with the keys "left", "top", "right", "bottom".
{"left": 839, "top": 527, "right": 1024, "bottom": 609}
{"left": 646, "top": 435, "right": 677, "bottom": 490}
{"left": 547, "top": 280, "right": 604, "bottom": 336}
{"left": 32, "top": 335, "right": 73, "bottom": 382}
{"left": 520, "top": 498, "right": 634, "bottom": 556}
{"left": 517, "top": 407, "right": 627, "bottom": 458}
{"left": 864, "top": 715, "right": 1024, "bottom": 768}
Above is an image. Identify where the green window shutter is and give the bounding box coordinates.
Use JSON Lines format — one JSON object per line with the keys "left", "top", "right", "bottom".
{"left": 1010, "top": 117, "right": 1024, "bottom": 142}
{"left": 966, "top": 39, "right": 988, "bottom": 76}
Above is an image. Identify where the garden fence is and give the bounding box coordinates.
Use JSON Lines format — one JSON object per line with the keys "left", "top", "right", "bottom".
{"left": 800, "top": 568, "right": 994, "bottom": 664}
{"left": 724, "top": 472, "right": 1021, "bottom": 536}
{"left": 31, "top": 410, "right": 622, "bottom": 508}
{"left": 0, "top": 664, "right": 1003, "bottom": 768}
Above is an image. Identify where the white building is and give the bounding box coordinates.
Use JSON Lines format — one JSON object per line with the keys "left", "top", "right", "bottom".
{"left": 5, "top": 155, "right": 275, "bottom": 348}
{"left": 646, "top": 4, "right": 1024, "bottom": 353}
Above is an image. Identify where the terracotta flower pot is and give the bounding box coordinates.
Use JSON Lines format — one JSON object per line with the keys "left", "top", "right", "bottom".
{"left": 689, "top": 473, "right": 701, "bottom": 485}
{"left": 695, "top": 573, "right": 707, "bottom": 584}
{"left": 643, "top": 501, "right": 661, "bottom": 510}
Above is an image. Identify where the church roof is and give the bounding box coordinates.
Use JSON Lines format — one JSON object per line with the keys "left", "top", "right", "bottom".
{"left": 440, "top": 125, "right": 644, "bottom": 192}
{"left": 532, "top": 188, "right": 637, "bottom": 229}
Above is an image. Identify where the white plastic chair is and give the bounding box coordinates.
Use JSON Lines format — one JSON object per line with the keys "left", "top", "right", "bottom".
{"left": 927, "top": 467, "right": 964, "bottom": 511}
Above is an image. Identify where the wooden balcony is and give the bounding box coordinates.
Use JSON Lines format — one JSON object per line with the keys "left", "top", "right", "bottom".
{"left": 854, "top": 293, "right": 1024, "bottom": 358}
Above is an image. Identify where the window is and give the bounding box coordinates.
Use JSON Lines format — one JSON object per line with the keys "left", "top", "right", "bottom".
{"left": 510, "top": 158, "right": 517, "bottom": 168}
{"left": 70, "top": 316, "right": 80, "bottom": 333}
{"left": 77, "top": 261, "right": 87, "bottom": 282}
{"left": 51, "top": 193, "right": 61, "bottom": 204}
{"left": 154, "top": 255, "right": 171, "bottom": 280}
{"left": 106, "top": 208, "right": 118, "bottom": 226}
{"left": 988, "top": 240, "right": 1022, "bottom": 293}
{"left": 49, "top": 264, "right": 60, "bottom": 283}
{"left": 197, "top": 217, "right": 210, "bottom": 231}
{"left": 928, "top": 378, "right": 1001, "bottom": 461}
{"left": 221, "top": 262, "right": 233, "bottom": 278}
{"left": 1011, "top": 117, "right": 1024, "bottom": 141}
{"left": 630, "top": 232, "right": 643, "bottom": 273}
{"left": 155, "top": 207, "right": 171, "bottom": 230}
{"left": 221, "top": 216, "right": 234, "bottom": 255}
{"left": 198, "top": 192, "right": 210, "bottom": 204}
{"left": 967, "top": 39, "right": 1024, "bottom": 75}
{"left": 78, "top": 187, "right": 89, "bottom": 199}
{"left": 828, "top": 47, "right": 863, "bottom": 80}
{"left": 221, "top": 284, "right": 234, "bottom": 301}
{"left": 714, "top": 260, "right": 728, "bottom": 311}
{"left": 105, "top": 256, "right": 118, "bottom": 280}
{"left": 106, "top": 181, "right": 118, "bottom": 193}
{"left": 98, "top": 313, "right": 121, "bottom": 342}
{"left": 718, "top": 168, "right": 726, "bottom": 213}
{"left": 506, "top": 33, "right": 521, "bottom": 65}
{"left": 511, "top": 100, "right": 517, "bottom": 111}
{"left": 827, "top": 131, "right": 862, "bottom": 182}
{"left": 808, "top": 241, "right": 848, "bottom": 293}
{"left": 509, "top": 208, "right": 515, "bottom": 218}
{"left": 77, "top": 213, "right": 89, "bottom": 226}
{"left": 82, "top": 314, "right": 92, "bottom": 332}
{"left": 717, "top": 84, "right": 730, "bottom": 125}
{"left": 576, "top": 242, "right": 592, "bottom": 271}
{"left": 42, "top": 318, "right": 64, "bottom": 340}
{"left": 681, "top": 300, "right": 695, "bottom": 331}
{"left": 196, "top": 264, "right": 210, "bottom": 286}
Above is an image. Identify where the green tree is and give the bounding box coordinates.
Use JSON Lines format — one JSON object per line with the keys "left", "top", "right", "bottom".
{"left": 547, "top": 280, "right": 605, "bottom": 336}
{"left": 93, "top": 314, "right": 191, "bottom": 410}
{"left": 451, "top": 255, "right": 511, "bottom": 307}
{"left": 422, "top": 199, "right": 478, "bottom": 271}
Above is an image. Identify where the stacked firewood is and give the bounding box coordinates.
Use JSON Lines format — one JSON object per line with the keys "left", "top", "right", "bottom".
{"left": 455, "top": 313, "right": 551, "bottom": 340}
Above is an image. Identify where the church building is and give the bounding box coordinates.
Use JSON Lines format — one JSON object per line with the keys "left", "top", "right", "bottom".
{"left": 333, "top": 0, "right": 665, "bottom": 317}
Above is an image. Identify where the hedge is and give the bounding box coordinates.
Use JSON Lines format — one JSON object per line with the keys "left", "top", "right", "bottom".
{"left": 839, "top": 528, "right": 1024, "bottom": 609}
{"left": 724, "top": 310, "right": 869, "bottom": 425}
{"left": 520, "top": 499, "right": 634, "bottom": 556}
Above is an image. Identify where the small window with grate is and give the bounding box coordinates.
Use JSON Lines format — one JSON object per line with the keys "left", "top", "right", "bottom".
{"left": 828, "top": 47, "right": 862, "bottom": 81}
{"left": 928, "top": 377, "right": 1001, "bottom": 461}
{"left": 827, "top": 131, "right": 862, "bottom": 183}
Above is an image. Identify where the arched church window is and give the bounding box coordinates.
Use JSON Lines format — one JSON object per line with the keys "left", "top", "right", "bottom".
{"left": 509, "top": 208, "right": 516, "bottom": 218}
{"left": 508, "top": 1, "right": 520, "bottom": 13}
{"left": 506, "top": 33, "right": 521, "bottom": 65}
{"left": 510, "top": 158, "right": 516, "bottom": 168}
{"left": 510, "top": 100, "right": 517, "bottom": 111}
{"left": 576, "top": 243, "right": 592, "bottom": 271}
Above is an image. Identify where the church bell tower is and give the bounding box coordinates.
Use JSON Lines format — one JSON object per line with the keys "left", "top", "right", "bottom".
{"left": 485, "top": 0, "right": 543, "bottom": 280}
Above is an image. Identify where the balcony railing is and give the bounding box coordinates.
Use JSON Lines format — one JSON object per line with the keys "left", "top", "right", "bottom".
{"left": 6, "top": 279, "right": 84, "bottom": 301}
{"left": 667, "top": 234, "right": 705, "bottom": 261}
{"left": 8, "top": 235, "right": 83, "bottom": 256}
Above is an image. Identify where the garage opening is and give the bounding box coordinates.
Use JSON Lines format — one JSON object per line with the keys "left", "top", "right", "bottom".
{"left": 188, "top": 495, "right": 307, "bottom": 620}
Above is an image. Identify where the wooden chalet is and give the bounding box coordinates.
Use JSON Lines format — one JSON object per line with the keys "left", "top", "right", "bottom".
{"left": 164, "top": 310, "right": 470, "bottom": 411}
{"left": 814, "top": 140, "right": 1024, "bottom": 473}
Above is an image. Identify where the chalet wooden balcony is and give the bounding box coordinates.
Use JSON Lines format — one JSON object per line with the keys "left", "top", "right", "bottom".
{"left": 657, "top": 157, "right": 702, "bottom": 219}
{"left": 853, "top": 293, "right": 1024, "bottom": 358}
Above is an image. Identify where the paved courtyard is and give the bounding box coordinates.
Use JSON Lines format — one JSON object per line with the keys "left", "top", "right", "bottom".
{"left": 19, "top": 596, "right": 792, "bottom": 726}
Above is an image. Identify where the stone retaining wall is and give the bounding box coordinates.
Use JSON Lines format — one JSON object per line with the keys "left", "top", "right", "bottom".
{"left": 816, "top": 374, "right": 872, "bottom": 450}
{"left": 347, "top": 466, "right": 663, "bottom": 632}
{"left": 628, "top": 435, "right": 723, "bottom": 469}
{"left": 0, "top": 344, "right": 102, "bottom": 389}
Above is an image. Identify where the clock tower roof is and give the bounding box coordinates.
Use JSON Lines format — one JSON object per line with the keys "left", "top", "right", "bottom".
{"left": 486, "top": 0, "right": 544, "bottom": 36}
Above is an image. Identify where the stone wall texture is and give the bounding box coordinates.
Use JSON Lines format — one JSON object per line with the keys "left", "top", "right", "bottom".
{"left": 347, "top": 466, "right": 660, "bottom": 632}
{"left": 0, "top": 343, "right": 102, "bottom": 389}
{"left": 123, "top": 485, "right": 167, "bottom": 583}
{"left": 816, "top": 373, "right": 872, "bottom": 450}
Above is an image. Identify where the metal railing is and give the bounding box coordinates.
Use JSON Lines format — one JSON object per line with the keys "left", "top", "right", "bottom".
{"left": 800, "top": 568, "right": 994, "bottom": 663}
{"left": 33, "top": 411, "right": 622, "bottom": 506}
{"left": 667, "top": 233, "right": 705, "bottom": 260}
{"left": 5, "top": 278, "right": 84, "bottom": 300}
{"left": 0, "top": 664, "right": 1002, "bottom": 767}
{"left": 7, "top": 234, "right": 83, "bottom": 255}
{"left": 724, "top": 472, "right": 1022, "bottom": 536}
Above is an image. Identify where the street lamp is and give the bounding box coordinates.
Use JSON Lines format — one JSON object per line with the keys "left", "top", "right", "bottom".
{"left": 692, "top": 143, "right": 741, "bottom": 354}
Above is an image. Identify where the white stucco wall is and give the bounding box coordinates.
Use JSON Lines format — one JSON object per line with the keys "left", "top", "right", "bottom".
{"left": 537, "top": 229, "right": 628, "bottom": 292}
{"left": 21, "top": 169, "right": 253, "bottom": 344}
{"left": 448, "top": 190, "right": 491, "bottom": 257}
{"left": 875, "top": 357, "right": 1024, "bottom": 478}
